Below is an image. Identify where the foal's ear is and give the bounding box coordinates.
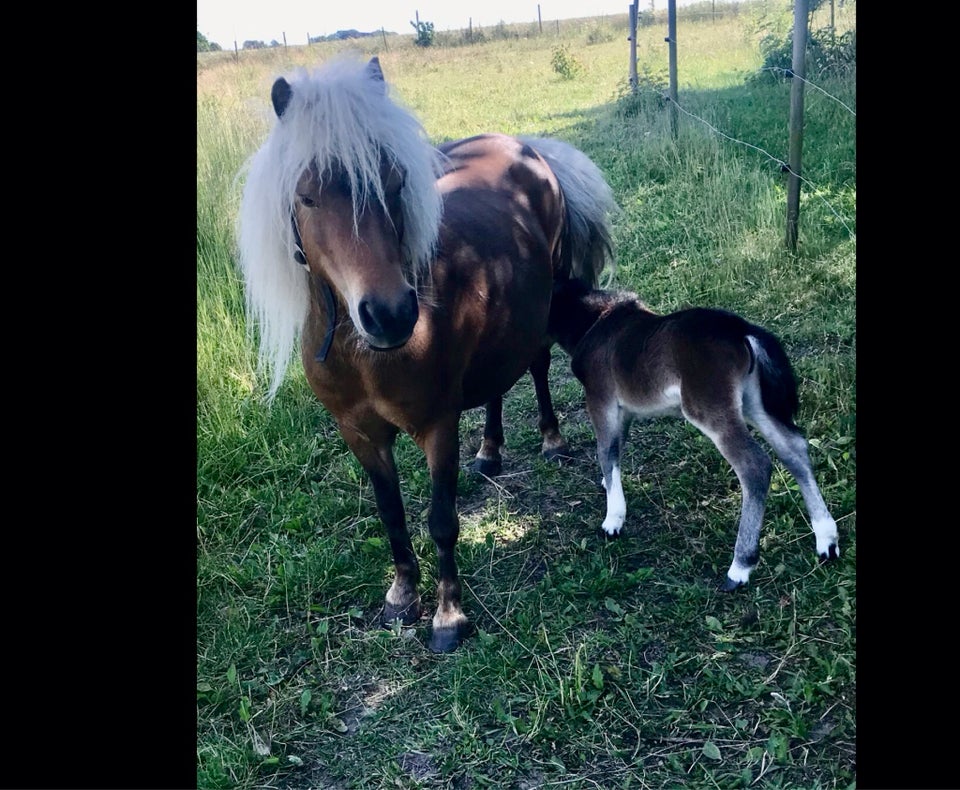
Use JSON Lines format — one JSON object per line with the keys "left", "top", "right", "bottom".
{"left": 271, "top": 77, "right": 293, "bottom": 119}
{"left": 366, "top": 56, "right": 387, "bottom": 93}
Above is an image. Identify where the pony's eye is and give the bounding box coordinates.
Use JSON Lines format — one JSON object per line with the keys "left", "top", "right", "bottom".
{"left": 335, "top": 170, "right": 352, "bottom": 195}
{"left": 299, "top": 195, "right": 316, "bottom": 208}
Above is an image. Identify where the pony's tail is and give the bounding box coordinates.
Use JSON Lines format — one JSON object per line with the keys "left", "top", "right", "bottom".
{"left": 521, "top": 136, "right": 618, "bottom": 287}
{"left": 747, "top": 328, "right": 800, "bottom": 431}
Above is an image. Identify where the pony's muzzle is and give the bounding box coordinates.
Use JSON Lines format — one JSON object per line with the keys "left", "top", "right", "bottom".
{"left": 358, "top": 288, "right": 419, "bottom": 349}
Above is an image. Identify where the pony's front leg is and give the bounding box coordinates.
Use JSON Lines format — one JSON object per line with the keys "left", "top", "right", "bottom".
{"left": 421, "top": 416, "right": 472, "bottom": 652}
{"left": 340, "top": 424, "right": 422, "bottom": 627}
{"left": 530, "top": 345, "right": 570, "bottom": 462}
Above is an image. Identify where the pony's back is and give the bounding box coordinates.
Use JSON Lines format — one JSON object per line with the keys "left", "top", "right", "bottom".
{"left": 520, "top": 137, "right": 618, "bottom": 286}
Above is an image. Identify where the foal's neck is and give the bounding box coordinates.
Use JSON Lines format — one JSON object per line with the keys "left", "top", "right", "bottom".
{"left": 551, "top": 284, "right": 630, "bottom": 355}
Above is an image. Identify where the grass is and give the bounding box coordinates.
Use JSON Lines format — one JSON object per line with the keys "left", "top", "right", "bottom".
{"left": 197, "top": 3, "right": 855, "bottom": 787}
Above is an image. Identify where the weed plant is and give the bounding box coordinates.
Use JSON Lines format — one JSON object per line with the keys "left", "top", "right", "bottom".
{"left": 198, "top": 3, "right": 855, "bottom": 787}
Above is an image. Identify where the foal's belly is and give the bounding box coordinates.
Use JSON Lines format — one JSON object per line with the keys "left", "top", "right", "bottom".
{"left": 619, "top": 383, "right": 684, "bottom": 420}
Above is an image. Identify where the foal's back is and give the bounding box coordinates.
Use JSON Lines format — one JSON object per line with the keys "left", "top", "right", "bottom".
{"left": 571, "top": 302, "right": 773, "bottom": 425}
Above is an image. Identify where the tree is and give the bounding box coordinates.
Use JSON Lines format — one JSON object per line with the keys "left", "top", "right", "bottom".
{"left": 197, "top": 30, "right": 221, "bottom": 52}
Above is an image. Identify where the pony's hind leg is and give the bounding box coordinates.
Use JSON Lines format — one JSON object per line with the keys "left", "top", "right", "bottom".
{"left": 471, "top": 345, "right": 569, "bottom": 477}
{"left": 340, "top": 424, "right": 422, "bottom": 627}
{"left": 530, "top": 345, "right": 571, "bottom": 462}
{"left": 471, "top": 396, "right": 504, "bottom": 477}
{"left": 749, "top": 413, "right": 840, "bottom": 562}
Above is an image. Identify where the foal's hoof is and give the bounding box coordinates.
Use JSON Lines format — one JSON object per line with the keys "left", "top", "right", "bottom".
{"left": 428, "top": 620, "right": 474, "bottom": 653}
{"left": 471, "top": 456, "right": 502, "bottom": 477}
{"left": 720, "top": 576, "right": 745, "bottom": 592}
{"left": 819, "top": 544, "right": 840, "bottom": 562}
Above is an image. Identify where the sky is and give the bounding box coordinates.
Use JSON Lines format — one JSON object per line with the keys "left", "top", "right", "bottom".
{"left": 197, "top": 1, "right": 659, "bottom": 49}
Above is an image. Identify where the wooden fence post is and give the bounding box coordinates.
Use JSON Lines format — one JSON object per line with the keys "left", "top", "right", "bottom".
{"left": 628, "top": 1, "right": 638, "bottom": 93}
{"left": 785, "top": 0, "right": 809, "bottom": 251}
{"left": 666, "top": 0, "right": 678, "bottom": 138}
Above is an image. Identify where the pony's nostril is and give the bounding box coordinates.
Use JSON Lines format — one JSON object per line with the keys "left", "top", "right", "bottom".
{"left": 402, "top": 288, "right": 419, "bottom": 325}
{"left": 358, "top": 299, "right": 379, "bottom": 335}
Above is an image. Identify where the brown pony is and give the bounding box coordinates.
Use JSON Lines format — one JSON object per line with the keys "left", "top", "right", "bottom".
{"left": 237, "top": 55, "right": 615, "bottom": 651}
{"left": 547, "top": 278, "right": 840, "bottom": 589}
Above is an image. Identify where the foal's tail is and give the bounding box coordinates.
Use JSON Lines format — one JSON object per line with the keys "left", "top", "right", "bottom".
{"left": 521, "top": 137, "right": 618, "bottom": 286}
{"left": 747, "top": 326, "right": 801, "bottom": 431}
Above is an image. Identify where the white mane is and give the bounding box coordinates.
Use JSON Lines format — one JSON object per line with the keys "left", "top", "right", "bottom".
{"left": 237, "top": 54, "right": 444, "bottom": 399}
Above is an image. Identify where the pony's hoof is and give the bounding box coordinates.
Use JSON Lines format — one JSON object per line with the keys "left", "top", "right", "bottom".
{"left": 471, "top": 457, "right": 502, "bottom": 477}
{"left": 599, "top": 527, "right": 622, "bottom": 541}
{"left": 428, "top": 621, "right": 473, "bottom": 653}
{"left": 720, "top": 576, "right": 745, "bottom": 592}
{"left": 542, "top": 445, "right": 573, "bottom": 465}
{"left": 382, "top": 601, "right": 420, "bottom": 627}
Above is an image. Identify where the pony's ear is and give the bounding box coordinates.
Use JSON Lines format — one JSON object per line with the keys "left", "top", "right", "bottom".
{"left": 365, "top": 57, "right": 386, "bottom": 93}
{"left": 271, "top": 77, "right": 293, "bottom": 119}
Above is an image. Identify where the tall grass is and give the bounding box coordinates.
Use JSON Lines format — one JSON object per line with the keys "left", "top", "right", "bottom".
{"left": 198, "top": 4, "right": 855, "bottom": 787}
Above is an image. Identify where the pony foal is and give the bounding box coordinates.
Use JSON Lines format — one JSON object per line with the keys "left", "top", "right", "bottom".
{"left": 548, "top": 279, "right": 839, "bottom": 589}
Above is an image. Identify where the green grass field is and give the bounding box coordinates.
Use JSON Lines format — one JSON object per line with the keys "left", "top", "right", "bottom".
{"left": 198, "top": 3, "right": 855, "bottom": 787}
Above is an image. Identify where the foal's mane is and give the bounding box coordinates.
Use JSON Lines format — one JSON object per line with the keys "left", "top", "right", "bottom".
{"left": 237, "top": 54, "right": 445, "bottom": 399}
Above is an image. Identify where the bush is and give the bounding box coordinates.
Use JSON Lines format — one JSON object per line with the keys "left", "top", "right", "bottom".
{"left": 411, "top": 19, "right": 435, "bottom": 47}
{"left": 614, "top": 64, "right": 668, "bottom": 117}
{"left": 586, "top": 25, "right": 615, "bottom": 45}
{"left": 551, "top": 45, "right": 583, "bottom": 80}
{"left": 753, "top": 26, "right": 856, "bottom": 83}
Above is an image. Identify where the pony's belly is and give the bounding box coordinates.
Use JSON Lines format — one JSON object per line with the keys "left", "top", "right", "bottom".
{"left": 460, "top": 350, "right": 538, "bottom": 411}
{"left": 301, "top": 316, "right": 543, "bottom": 433}
{"left": 436, "top": 261, "right": 553, "bottom": 410}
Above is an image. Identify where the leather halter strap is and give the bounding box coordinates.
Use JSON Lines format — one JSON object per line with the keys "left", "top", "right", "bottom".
{"left": 291, "top": 215, "right": 337, "bottom": 363}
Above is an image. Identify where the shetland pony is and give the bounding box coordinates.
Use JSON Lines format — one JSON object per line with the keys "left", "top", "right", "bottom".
{"left": 547, "top": 279, "right": 839, "bottom": 590}
{"left": 237, "top": 55, "right": 616, "bottom": 651}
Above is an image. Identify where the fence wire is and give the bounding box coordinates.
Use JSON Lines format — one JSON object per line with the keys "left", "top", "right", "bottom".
{"left": 646, "top": 65, "right": 855, "bottom": 241}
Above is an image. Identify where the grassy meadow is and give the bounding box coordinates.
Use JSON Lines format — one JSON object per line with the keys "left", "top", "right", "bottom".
{"left": 197, "top": 2, "right": 856, "bottom": 787}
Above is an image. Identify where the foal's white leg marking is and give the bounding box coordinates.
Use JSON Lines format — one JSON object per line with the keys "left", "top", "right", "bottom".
{"left": 748, "top": 402, "right": 840, "bottom": 559}
{"left": 602, "top": 462, "right": 626, "bottom": 535}
{"left": 812, "top": 516, "right": 839, "bottom": 557}
{"left": 592, "top": 398, "right": 627, "bottom": 534}
{"left": 726, "top": 557, "right": 753, "bottom": 585}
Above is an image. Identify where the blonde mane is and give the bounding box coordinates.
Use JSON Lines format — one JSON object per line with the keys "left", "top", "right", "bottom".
{"left": 237, "top": 54, "right": 444, "bottom": 399}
